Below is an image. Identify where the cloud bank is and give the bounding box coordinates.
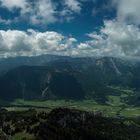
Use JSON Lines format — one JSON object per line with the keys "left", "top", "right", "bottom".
{"left": 84, "top": 20, "right": 140, "bottom": 57}
{"left": 113, "top": 0, "right": 140, "bottom": 25}
{"left": 81, "top": 0, "right": 140, "bottom": 57}
{"left": 1, "top": 21, "right": 140, "bottom": 58}
{"left": 0, "top": 29, "right": 79, "bottom": 57}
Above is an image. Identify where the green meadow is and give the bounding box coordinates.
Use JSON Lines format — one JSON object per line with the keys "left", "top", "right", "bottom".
{"left": 2, "top": 97, "right": 140, "bottom": 118}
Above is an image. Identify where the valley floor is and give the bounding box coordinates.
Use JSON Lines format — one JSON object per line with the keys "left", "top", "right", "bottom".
{"left": 1, "top": 99, "right": 140, "bottom": 118}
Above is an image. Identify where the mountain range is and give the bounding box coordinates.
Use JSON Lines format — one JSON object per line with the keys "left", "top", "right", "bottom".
{"left": 0, "top": 55, "right": 140, "bottom": 105}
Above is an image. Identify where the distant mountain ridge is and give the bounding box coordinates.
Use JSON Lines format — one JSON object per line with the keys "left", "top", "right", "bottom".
{"left": 0, "top": 55, "right": 140, "bottom": 105}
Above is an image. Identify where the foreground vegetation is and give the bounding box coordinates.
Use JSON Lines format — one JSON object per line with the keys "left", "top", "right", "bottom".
{"left": 0, "top": 108, "right": 140, "bottom": 140}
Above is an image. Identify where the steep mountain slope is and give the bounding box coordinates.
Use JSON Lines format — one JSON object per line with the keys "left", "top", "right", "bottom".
{"left": 0, "top": 66, "right": 85, "bottom": 100}
{"left": 0, "top": 55, "right": 140, "bottom": 105}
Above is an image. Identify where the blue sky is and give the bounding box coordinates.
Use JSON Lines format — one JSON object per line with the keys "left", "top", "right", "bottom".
{"left": 0, "top": 0, "right": 115, "bottom": 40}
{"left": 0, "top": 0, "right": 140, "bottom": 58}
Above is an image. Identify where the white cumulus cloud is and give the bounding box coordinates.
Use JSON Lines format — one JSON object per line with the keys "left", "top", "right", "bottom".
{"left": 84, "top": 20, "right": 140, "bottom": 57}
{"left": 1, "top": 21, "right": 140, "bottom": 58}
{"left": 0, "top": 0, "right": 82, "bottom": 25}
{"left": 0, "top": 0, "right": 27, "bottom": 10}
{"left": 112, "top": 0, "right": 140, "bottom": 25}
{"left": 0, "top": 29, "right": 80, "bottom": 58}
{"left": 64, "top": 0, "right": 81, "bottom": 13}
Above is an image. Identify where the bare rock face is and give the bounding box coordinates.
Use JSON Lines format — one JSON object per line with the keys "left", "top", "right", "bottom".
{"left": 0, "top": 130, "right": 9, "bottom": 140}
